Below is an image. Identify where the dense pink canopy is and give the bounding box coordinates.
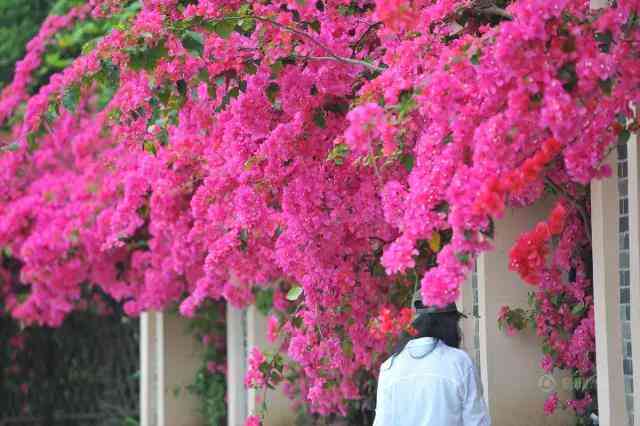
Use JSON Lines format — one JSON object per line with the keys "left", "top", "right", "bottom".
{"left": 2, "top": 0, "right": 639, "bottom": 418}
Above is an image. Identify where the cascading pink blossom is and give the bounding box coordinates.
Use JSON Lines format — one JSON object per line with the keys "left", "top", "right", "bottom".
{"left": 1, "top": 0, "right": 638, "bottom": 417}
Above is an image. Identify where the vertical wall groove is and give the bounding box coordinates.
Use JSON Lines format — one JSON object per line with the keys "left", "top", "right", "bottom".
{"left": 618, "top": 142, "right": 635, "bottom": 425}
{"left": 626, "top": 129, "right": 640, "bottom": 424}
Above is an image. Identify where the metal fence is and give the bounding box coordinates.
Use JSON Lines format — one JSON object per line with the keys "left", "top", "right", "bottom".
{"left": 1, "top": 298, "right": 139, "bottom": 426}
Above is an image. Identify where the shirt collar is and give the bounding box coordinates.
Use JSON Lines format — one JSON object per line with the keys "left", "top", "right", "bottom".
{"left": 406, "top": 336, "right": 437, "bottom": 347}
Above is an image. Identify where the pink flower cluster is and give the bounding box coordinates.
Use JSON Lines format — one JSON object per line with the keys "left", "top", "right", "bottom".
{"left": 244, "top": 415, "right": 262, "bottom": 426}
{"left": 244, "top": 347, "right": 267, "bottom": 389}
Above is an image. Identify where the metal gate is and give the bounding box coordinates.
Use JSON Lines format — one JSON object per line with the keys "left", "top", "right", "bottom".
{"left": 1, "top": 297, "right": 139, "bottom": 426}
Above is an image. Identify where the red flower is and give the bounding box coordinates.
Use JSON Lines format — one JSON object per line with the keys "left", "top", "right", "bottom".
{"left": 475, "top": 138, "right": 562, "bottom": 218}
{"left": 474, "top": 176, "right": 506, "bottom": 216}
{"left": 542, "top": 138, "right": 561, "bottom": 158}
{"left": 548, "top": 202, "right": 567, "bottom": 235}
{"left": 509, "top": 222, "right": 551, "bottom": 285}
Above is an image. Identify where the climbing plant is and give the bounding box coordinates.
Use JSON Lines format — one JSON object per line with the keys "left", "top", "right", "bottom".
{"left": 2, "top": 0, "right": 640, "bottom": 424}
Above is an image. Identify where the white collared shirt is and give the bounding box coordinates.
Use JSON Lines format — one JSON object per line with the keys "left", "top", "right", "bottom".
{"left": 373, "top": 337, "right": 491, "bottom": 426}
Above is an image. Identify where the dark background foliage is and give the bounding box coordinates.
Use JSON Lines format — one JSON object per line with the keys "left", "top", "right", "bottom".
{"left": 0, "top": 0, "right": 56, "bottom": 87}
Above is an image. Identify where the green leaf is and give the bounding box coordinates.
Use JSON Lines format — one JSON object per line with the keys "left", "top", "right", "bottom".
{"left": 238, "top": 228, "right": 249, "bottom": 251}
{"left": 573, "top": 376, "right": 583, "bottom": 391}
{"left": 239, "top": 17, "right": 256, "bottom": 33}
{"left": 455, "top": 252, "right": 470, "bottom": 264}
{"left": 213, "top": 19, "right": 236, "bottom": 39}
{"left": 428, "top": 232, "right": 441, "bottom": 252}
{"left": 1, "top": 142, "right": 20, "bottom": 152}
{"left": 342, "top": 339, "right": 353, "bottom": 358}
{"left": 286, "top": 286, "right": 303, "bottom": 301}
{"left": 328, "top": 143, "right": 349, "bottom": 165}
{"left": 595, "top": 30, "right": 613, "bottom": 53}
{"left": 172, "top": 385, "right": 181, "bottom": 398}
{"left": 401, "top": 154, "right": 415, "bottom": 172}
{"left": 309, "top": 20, "right": 321, "bottom": 33}
{"left": 598, "top": 78, "right": 614, "bottom": 96}
{"left": 143, "top": 140, "right": 157, "bottom": 155}
{"left": 177, "top": 79, "right": 188, "bottom": 98}
{"left": 45, "top": 52, "right": 72, "bottom": 68}
{"left": 27, "top": 132, "right": 39, "bottom": 152}
{"left": 397, "top": 90, "right": 416, "bottom": 118}
{"left": 255, "top": 288, "right": 274, "bottom": 316}
{"left": 527, "top": 291, "right": 535, "bottom": 307}
{"left": 123, "top": 417, "right": 139, "bottom": 426}
{"left": 244, "top": 60, "right": 258, "bottom": 75}
{"left": 270, "top": 59, "right": 285, "bottom": 77}
{"left": 181, "top": 30, "right": 204, "bottom": 56}
{"left": 128, "top": 41, "right": 168, "bottom": 71}
{"left": 238, "top": 4, "right": 252, "bottom": 15}
{"left": 312, "top": 109, "right": 326, "bottom": 128}
{"left": 470, "top": 49, "right": 481, "bottom": 65}
{"left": 81, "top": 37, "right": 100, "bottom": 55}
{"left": 434, "top": 201, "right": 449, "bottom": 214}
{"left": 618, "top": 129, "right": 631, "bottom": 144}
{"left": 266, "top": 82, "right": 279, "bottom": 104}
{"left": 62, "top": 84, "right": 81, "bottom": 113}
{"left": 557, "top": 62, "right": 578, "bottom": 93}
{"left": 571, "top": 302, "right": 585, "bottom": 316}
{"left": 324, "top": 101, "right": 349, "bottom": 115}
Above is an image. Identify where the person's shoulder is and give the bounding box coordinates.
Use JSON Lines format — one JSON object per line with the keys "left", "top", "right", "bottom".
{"left": 379, "top": 355, "right": 394, "bottom": 374}
{"left": 439, "top": 344, "right": 475, "bottom": 368}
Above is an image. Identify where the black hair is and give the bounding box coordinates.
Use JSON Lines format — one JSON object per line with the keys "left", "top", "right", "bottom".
{"left": 386, "top": 311, "right": 463, "bottom": 368}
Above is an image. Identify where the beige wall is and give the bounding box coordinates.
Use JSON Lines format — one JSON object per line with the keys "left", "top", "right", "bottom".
{"left": 160, "top": 312, "right": 205, "bottom": 426}
{"left": 478, "top": 199, "right": 574, "bottom": 426}
{"left": 140, "top": 311, "right": 205, "bottom": 426}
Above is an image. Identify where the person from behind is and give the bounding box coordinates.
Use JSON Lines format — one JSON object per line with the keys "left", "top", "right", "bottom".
{"left": 373, "top": 292, "right": 490, "bottom": 425}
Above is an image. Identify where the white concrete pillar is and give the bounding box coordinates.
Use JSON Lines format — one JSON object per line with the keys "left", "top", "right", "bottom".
{"left": 477, "top": 198, "right": 573, "bottom": 425}
{"left": 591, "top": 152, "right": 628, "bottom": 425}
{"left": 627, "top": 129, "right": 640, "bottom": 424}
{"left": 140, "top": 311, "right": 204, "bottom": 426}
{"left": 227, "top": 305, "right": 248, "bottom": 426}
{"left": 140, "top": 311, "right": 158, "bottom": 426}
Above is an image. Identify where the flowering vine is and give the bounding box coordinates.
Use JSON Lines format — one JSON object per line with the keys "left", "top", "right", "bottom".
{"left": 1, "top": 0, "right": 639, "bottom": 422}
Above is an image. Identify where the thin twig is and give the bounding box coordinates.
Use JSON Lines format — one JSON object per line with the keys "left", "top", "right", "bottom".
{"left": 254, "top": 16, "right": 385, "bottom": 72}
{"left": 205, "top": 15, "right": 385, "bottom": 72}
{"left": 351, "top": 21, "right": 383, "bottom": 57}
{"left": 470, "top": 0, "right": 513, "bottom": 20}
{"left": 472, "top": 5, "right": 513, "bottom": 20}
{"left": 293, "top": 55, "right": 385, "bottom": 72}
{"left": 368, "top": 236, "right": 392, "bottom": 245}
